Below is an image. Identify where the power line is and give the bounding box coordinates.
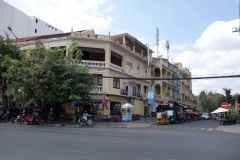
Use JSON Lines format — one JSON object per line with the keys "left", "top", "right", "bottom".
{"left": 95, "top": 74, "right": 240, "bottom": 80}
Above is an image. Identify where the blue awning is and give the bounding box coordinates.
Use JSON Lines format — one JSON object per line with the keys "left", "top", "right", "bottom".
{"left": 71, "top": 100, "right": 82, "bottom": 105}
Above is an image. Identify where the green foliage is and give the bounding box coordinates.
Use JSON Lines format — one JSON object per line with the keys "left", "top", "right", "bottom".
{"left": 198, "top": 91, "right": 225, "bottom": 113}
{"left": 227, "top": 107, "right": 238, "bottom": 121}
{"left": 5, "top": 40, "right": 95, "bottom": 108}
{"left": 0, "top": 33, "right": 20, "bottom": 107}
{"left": 223, "top": 88, "right": 234, "bottom": 105}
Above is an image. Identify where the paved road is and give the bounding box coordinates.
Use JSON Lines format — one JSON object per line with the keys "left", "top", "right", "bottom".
{"left": 1, "top": 120, "right": 239, "bottom": 160}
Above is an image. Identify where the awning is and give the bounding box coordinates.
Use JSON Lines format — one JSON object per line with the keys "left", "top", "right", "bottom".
{"left": 184, "top": 109, "right": 193, "bottom": 113}
{"left": 71, "top": 100, "right": 82, "bottom": 105}
{"left": 211, "top": 108, "right": 228, "bottom": 114}
{"left": 122, "top": 103, "right": 134, "bottom": 109}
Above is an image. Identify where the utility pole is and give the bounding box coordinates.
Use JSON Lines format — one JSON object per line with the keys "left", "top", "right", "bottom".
{"left": 156, "top": 27, "right": 159, "bottom": 57}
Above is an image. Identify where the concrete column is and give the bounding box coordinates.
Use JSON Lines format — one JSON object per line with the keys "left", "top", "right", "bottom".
{"left": 133, "top": 42, "right": 135, "bottom": 52}
{"left": 123, "top": 35, "right": 126, "bottom": 45}
{"left": 104, "top": 47, "right": 111, "bottom": 68}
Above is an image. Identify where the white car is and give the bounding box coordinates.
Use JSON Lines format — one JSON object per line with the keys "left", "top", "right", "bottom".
{"left": 201, "top": 113, "right": 210, "bottom": 120}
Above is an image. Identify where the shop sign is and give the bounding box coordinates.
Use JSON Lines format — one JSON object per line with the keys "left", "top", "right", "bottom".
{"left": 155, "top": 101, "right": 168, "bottom": 106}
{"left": 128, "top": 82, "right": 137, "bottom": 97}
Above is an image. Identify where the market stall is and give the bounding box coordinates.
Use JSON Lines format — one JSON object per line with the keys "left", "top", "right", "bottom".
{"left": 121, "top": 103, "right": 134, "bottom": 121}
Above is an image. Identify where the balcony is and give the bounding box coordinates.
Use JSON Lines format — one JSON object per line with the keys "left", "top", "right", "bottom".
{"left": 76, "top": 60, "right": 106, "bottom": 68}
{"left": 162, "top": 60, "right": 168, "bottom": 68}
{"left": 91, "top": 86, "right": 103, "bottom": 92}
{"left": 110, "top": 63, "right": 124, "bottom": 73}
{"left": 140, "top": 93, "right": 148, "bottom": 99}
{"left": 154, "top": 95, "right": 161, "bottom": 100}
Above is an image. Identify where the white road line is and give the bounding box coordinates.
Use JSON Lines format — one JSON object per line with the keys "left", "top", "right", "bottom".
{"left": 199, "top": 128, "right": 205, "bottom": 130}
{"left": 191, "top": 128, "right": 197, "bottom": 130}
{"left": 207, "top": 128, "right": 214, "bottom": 131}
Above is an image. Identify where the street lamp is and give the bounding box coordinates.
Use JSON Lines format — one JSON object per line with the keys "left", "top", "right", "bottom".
{"left": 6, "top": 27, "right": 18, "bottom": 119}
{"left": 7, "top": 26, "right": 18, "bottom": 59}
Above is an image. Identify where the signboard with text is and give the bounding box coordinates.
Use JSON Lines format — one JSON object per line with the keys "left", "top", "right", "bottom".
{"left": 148, "top": 90, "right": 154, "bottom": 104}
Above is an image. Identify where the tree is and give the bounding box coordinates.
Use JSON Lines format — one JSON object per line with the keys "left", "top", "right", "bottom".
{"left": 209, "top": 93, "right": 225, "bottom": 111}
{"left": 6, "top": 40, "right": 95, "bottom": 111}
{"left": 0, "top": 33, "right": 19, "bottom": 107}
{"left": 223, "top": 88, "right": 234, "bottom": 105}
{"left": 198, "top": 91, "right": 208, "bottom": 112}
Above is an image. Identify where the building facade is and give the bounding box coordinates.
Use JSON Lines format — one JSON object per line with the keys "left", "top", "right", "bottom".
{"left": 0, "top": 0, "right": 63, "bottom": 39}
{"left": 17, "top": 29, "right": 193, "bottom": 117}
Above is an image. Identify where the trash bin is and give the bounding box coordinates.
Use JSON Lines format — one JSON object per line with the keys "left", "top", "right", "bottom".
{"left": 72, "top": 115, "right": 79, "bottom": 124}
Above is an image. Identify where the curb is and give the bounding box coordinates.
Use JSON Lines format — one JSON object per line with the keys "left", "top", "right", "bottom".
{"left": 50, "top": 123, "right": 152, "bottom": 128}
{"left": 216, "top": 125, "right": 240, "bottom": 134}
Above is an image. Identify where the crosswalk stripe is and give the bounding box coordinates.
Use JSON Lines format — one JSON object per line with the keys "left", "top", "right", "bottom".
{"left": 199, "top": 128, "right": 205, "bottom": 130}
{"left": 207, "top": 128, "right": 214, "bottom": 131}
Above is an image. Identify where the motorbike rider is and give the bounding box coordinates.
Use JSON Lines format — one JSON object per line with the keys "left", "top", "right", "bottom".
{"left": 82, "top": 110, "right": 90, "bottom": 124}
{"left": 187, "top": 115, "right": 190, "bottom": 121}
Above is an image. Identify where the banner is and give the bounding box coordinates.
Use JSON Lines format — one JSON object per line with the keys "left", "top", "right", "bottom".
{"left": 148, "top": 90, "right": 154, "bottom": 104}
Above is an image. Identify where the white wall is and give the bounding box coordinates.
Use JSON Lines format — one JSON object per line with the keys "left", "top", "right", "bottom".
{"left": 0, "top": 0, "right": 63, "bottom": 39}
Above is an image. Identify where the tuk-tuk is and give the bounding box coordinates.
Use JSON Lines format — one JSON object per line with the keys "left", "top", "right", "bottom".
{"left": 156, "top": 112, "right": 169, "bottom": 125}
{"left": 11, "top": 106, "right": 43, "bottom": 125}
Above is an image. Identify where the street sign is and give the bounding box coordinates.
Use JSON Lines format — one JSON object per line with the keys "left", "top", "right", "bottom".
{"left": 221, "top": 102, "right": 228, "bottom": 109}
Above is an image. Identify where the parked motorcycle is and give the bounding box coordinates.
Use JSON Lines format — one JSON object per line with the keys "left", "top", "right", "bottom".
{"left": 78, "top": 115, "right": 93, "bottom": 127}
{"left": 10, "top": 115, "right": 21, "bottom": 124}
{"left": 186, "top": 116, "right": 191, "bottom": 122}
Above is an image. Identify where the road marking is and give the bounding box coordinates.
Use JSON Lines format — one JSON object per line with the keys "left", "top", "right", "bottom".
{"left": 199, "top": 128, "right": 205, "bottom": 130}
{"left": 191, "top": 128, "right": 197, "bottom": 130}
{"left": 207, "top": 128, "right": 214, "bottom": 131}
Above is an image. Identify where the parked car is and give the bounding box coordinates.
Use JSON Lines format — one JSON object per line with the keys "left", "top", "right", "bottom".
{"left": 201, "top": 113, "right": 210, "bottom": 120}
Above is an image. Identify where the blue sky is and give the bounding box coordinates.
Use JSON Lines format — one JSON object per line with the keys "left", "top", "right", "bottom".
{"left": 4, "top": 0, "right": 240, "bottom": 95}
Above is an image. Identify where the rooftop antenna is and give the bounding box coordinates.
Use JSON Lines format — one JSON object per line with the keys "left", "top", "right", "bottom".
{"left": 156, "top": 27, "right": 159, "bottom": 57}
{"left": 166, "top": 40, "right": 170, "bottom": 61}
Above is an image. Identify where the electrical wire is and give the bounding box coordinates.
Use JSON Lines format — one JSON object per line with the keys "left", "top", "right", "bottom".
{"left": 95, "top": 74, "right": 240, "bottom": 80}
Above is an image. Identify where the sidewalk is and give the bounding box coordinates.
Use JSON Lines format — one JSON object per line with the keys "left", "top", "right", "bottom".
{"left": 46, "top": 117, "right": 155, "bottom": 128}
{"left": 216, "top": 124, "right": 240, "bottom": 134}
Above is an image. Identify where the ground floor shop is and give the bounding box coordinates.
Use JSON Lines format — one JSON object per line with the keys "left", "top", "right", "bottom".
{"left": 62, "top": 94, "right": 150, "bottom": 121}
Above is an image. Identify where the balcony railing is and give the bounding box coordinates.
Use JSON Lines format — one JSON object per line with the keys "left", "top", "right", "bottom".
{"left": 110, "top": 63, "right": 124, "bottom": 72}
{"left": 76, "top": 60, "right": 106, "bottom": 67}
{"left": 91, "top": 86, "right": 103, "bottom": 92}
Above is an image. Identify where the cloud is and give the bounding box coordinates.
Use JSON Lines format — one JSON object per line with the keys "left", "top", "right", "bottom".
{"left": 175, "top": 19, "right": 240, "bottom": 95}
{"left": 172, "top": 44, "right": 187, "bottom": 50}
{"left": 105, "top": 5, "right": 115, "bottom": 13}
{"left": 7, "top": 0, "right": 113, "bottom": 33}
{"left": 194, "top": 19, "right": 240, "bottom": 51}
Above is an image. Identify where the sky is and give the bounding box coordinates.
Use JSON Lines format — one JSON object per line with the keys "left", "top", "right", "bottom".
{"left": 4, "top": 0, "right": 240, "bottom": 96}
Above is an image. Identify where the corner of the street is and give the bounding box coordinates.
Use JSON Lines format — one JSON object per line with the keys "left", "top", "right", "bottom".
{"left": 216, "top": 124, "right": 240, "bottom": 134}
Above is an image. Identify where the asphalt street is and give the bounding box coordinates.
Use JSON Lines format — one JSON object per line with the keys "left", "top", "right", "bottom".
{"left": 0, "top": 120, "right": 239, "bottom": 160}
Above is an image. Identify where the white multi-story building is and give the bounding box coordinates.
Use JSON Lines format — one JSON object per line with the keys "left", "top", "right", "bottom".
{"left": 0, "top": 0, "right": 63, "bottom": 39}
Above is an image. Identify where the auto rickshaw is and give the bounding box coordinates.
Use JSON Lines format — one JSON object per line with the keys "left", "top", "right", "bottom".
{"left": 156, "top": 112, "right": 169, "bottom": 125}
{"left": 11, "top": 106, "right": 43, "bottom": 125}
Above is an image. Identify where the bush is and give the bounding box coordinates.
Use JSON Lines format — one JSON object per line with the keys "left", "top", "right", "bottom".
{"left": 227, "top": 107, "right": 238, "bottom": 121}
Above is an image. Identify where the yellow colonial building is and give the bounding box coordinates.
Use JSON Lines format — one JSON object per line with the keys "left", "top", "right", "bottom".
{"left": 18, "top": 29, "right": 193, "bottom": 117}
